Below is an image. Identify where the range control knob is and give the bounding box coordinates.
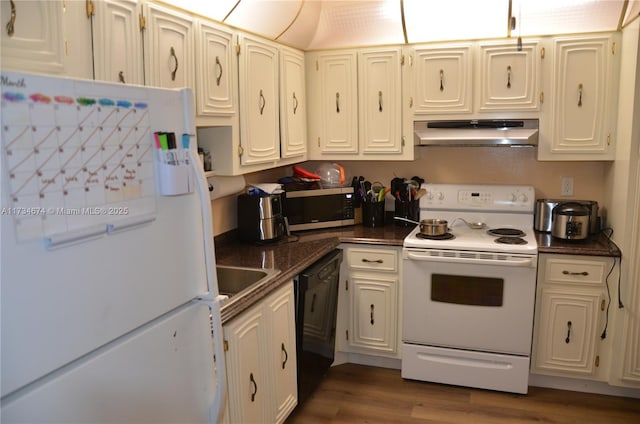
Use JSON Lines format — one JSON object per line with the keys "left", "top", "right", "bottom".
{"left": 508, "top": 193, "right": 517, "bottom": 202}
{"left": 426, "top": 191, "right": 434, "bottom": 200}
{"left": 436, "top": 191, "right": 444, "bottom": 200}
{"left": 518, "top": 193, "right": 528, "bottom": 202}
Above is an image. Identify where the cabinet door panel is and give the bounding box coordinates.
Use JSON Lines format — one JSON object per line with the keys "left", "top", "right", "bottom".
{"left": 196, "top": 20, "right": 234, "bottom": 115}
{"left": 94, "top": 0, "right": 143, "bottom": 85}
{"left": 224, "top": 308, "right": 268, "bottom": 423}
{"left": 280, "top": 48, "right": 307, "bottom": 158}
{"left": 266, "top": 285, "right": 298, "bottom": 423}
{"left": 478, "top": 41, "right": 539, "bottom": 111}
{"left": 535, "top": 290, "right": 601, "bottom": 375}
{"left": 239, "top": 36, "right": 280, "bottom": 164}
{"left": 350, "top": 276, "right": 398, "bottom": 353}
{"left": 359, "top": 49, "right": 402, "bottom": 153}
{"left": 145, "top": 3, "right": 194, "bottom": 89}
{"left": 318, "top": 53, "right": 358, "bottom": 153}
{"left": 413, "top": 44, "right": 472, "bottom": 114}
{"left": 552, "top": 37, "right": 610, "bottom": 152}
{"left": 0, "top": 0, "right": 64, "bottom": 74}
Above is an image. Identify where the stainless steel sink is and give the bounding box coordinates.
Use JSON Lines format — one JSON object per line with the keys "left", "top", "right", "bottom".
{"left": 216, "top": 265, "right": 279, "bottom": 297}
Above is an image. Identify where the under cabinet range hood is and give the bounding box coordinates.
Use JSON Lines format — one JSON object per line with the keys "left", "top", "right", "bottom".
{"left": 414, "top": 119, "right": 539, "bottom": 147}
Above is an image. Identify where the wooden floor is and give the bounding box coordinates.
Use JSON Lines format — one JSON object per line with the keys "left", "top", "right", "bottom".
{"left": 286, "top": 364, "right": 640, "bottom": 424}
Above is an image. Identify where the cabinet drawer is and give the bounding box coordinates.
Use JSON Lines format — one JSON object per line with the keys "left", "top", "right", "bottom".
{"left": 347, "top": 248, "right": 398, "bottom": 272}
{"left": 544, "top": 257, "right": 609, "bottom": 287}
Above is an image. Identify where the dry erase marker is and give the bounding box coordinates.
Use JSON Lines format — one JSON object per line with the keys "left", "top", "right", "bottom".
{"left": 181, "top": 133, "right": 190, "bottom": 165}
{"left": 153, "top": 132, "right": 164, "bottom": 163}
{"left": 167, "top": 132, "right": 178, "bottom": 165}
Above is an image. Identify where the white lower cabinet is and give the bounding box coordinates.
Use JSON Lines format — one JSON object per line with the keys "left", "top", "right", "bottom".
{"left": 223, "top": 282, "right": 297, "bottom": 424}
{"left": 532, "top": 254, "right": 615, "bottom": 381}
{"left": 336, "top": 245, "right": 401, "bottom": 358}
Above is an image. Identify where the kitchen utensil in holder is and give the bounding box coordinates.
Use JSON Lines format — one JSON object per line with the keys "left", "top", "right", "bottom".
{"left": 394, "top": 199, "right": 419, "bottom": 226}
{"left": 363, "top": 201, "right": 385, "bottom": 227}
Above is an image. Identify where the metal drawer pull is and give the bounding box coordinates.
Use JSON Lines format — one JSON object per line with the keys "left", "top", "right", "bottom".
{"left": 565, "top": 321, "right": 572, "bottom": 343}
{"left": 118, "top": 71, "right": 125, "bottom": 84}
{"left": 293, "top": 92, "right": 298, "bottom": 114}
{"left": 281, "top": 343, "right": 288, "bottom": 369}
{"left": 310, "top": 293, "right": 316, "bottom": 313}
{"left": 259, "top": 89, "right": 265, "bottom": 115}
{"left": 361, "top": 258, "right": 383, "bottom": 263}
{"left": 336, "top": 92, "right": 340, "bottom": 113}
{"left": 507, "top": 65, "right": 512, "bottom": 88}
{"left": 6, "top": 0, "right": 15, "bottom": 36}
{"left": 439, "top": 69, "right": 444, "bottom": 91}
{"left": 378, "top": 91, "right": 383, "bottom": 112}
{"left": 249, "top": 372, "right": 257, "bottom": 402}
{"left": 562, "top": 270, "right": 589, "bottom": 276}
{"left": 370, "top": 304, "right": 375, "bottom": 325}
{"left": 170, "top": 47, "right": 178, "bottom": 81}
{"left": 215, "top": 56, "right": 222, "bottom": 86}
{"left": 578, "top": 83, "right": 583, "bottom": 107}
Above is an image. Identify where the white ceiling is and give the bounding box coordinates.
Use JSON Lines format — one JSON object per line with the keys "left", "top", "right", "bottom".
{"left": 169, "top": 0, "right": 640, "bottom": 50}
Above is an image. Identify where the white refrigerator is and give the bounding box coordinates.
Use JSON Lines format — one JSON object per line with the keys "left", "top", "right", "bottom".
{"left": 0, "top": 71, "right": 227, "bottom": 422}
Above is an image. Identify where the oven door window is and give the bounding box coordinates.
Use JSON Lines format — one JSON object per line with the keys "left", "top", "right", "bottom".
{"left": 431, "top": 274, "right": 504, "bottom": 306}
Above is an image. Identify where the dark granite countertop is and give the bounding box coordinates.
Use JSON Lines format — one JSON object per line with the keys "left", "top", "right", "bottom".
{"left": 535, "top": 231, "right": 621, "bottom": 257}
{"left": 214, "top": 223, "right": 413, "bottom": 322}
{"left": 215, "top": 223, "right": 620, "bottom": 323}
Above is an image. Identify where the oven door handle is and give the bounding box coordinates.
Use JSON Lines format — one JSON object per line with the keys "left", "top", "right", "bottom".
{"left": 406, "top": 251, "right": 535, "bottom": 268}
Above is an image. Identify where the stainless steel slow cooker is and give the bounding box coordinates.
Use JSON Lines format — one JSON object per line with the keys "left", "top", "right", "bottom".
{"left": 535, "top": 199, "right": 599, "bottom": 234}
{"left": 551, "top": 202, "right": 591, "bottom": 240}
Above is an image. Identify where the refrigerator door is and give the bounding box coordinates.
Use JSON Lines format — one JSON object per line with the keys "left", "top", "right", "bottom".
{"left": 0, "top": 72, "right": 219, "bottom": 399}
{"left": 1, "top": 301, "right": 219, "bottom": 423}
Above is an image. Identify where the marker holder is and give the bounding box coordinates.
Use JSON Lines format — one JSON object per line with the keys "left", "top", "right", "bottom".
{"left": 154, "top": 132, "right": 194, "bottom": 196}
{"left": 157, "top": 160, "right": 193, "bottom": 196}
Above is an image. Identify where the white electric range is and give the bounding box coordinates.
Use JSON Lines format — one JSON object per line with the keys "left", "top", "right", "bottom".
{"left": 401, "top": 184, "right": 538, "bottom": 394}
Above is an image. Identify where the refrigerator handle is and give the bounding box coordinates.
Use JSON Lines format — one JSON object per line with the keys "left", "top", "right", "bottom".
{"left": 187, "top": 132, "right": 228, "bottom": 423}
{"left": 196, "top": 294, "right": 228, "bottom": 421}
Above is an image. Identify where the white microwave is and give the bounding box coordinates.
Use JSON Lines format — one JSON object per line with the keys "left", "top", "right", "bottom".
{"left": 283, "top": 187, "right": 355, "bottom": 231}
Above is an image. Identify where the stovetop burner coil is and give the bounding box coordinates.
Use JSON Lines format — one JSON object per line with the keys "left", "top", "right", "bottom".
{"left": 495, "top": 236, "right": 527, "bottom": 245}
{"left": 416, "top": 232, "right": 455, "bottom": 241}
{"left": 487, "top": 228, "right": 526, "bottom": 237}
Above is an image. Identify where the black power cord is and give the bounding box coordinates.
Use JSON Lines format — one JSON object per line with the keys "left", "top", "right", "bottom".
{"left": 600, "top": 227, "right": 624, "bottom": 340}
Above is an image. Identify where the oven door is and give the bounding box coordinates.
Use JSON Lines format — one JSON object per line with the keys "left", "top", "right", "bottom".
{"left": 402, "top": 248, "right": 537, "bottom": 355}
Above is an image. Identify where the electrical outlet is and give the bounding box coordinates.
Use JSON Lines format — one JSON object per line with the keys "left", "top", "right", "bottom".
{"left": 561, "top": 176, "right": 574, "bottom": 196}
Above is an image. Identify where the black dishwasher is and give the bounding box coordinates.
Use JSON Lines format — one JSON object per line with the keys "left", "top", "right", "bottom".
{"left": 294, "top": 248, "right": 343, "bottom": 406}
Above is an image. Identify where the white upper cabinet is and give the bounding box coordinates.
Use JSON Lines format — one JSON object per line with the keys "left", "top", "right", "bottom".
{"left": 143, "top": 2, "right": 194, "bottom": 90}
{"left": 358, "top": 48, "right": 402, "bottom": 154}
{"left": 538, "top": 34, "right": 620, "bottom": 160}
{"left": 93, "top": 0, "right": 143, "bottom": 85}
{"left": 195, "top": 19, "right": 235, "bottom": 116}
{"left": 476, "top": 40, "right": 540, "bottom": 112}
{"left": 0, "top": 0, "right": 92, "bottom": 78}
{"left": 279, "top": 47, "right": 307, "bottom": 159}
{"left": 307, "top": 47, "right": 411, "bottom": 160}
{"left": 411, "top": 43, "right": 473, "bottom": 115}
{"left": 307, "top": 51, "right": 359, "bottom": 155}
{"left": 202, "top": 33, "right": 307, "bottom": 176}
{"left": 238, "top": 34, "right": 280, "bottom": 165}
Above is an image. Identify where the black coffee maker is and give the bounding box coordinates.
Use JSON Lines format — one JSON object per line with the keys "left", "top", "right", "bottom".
{"left": 237, "top": 193, "right": 286, "bottom": 243}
